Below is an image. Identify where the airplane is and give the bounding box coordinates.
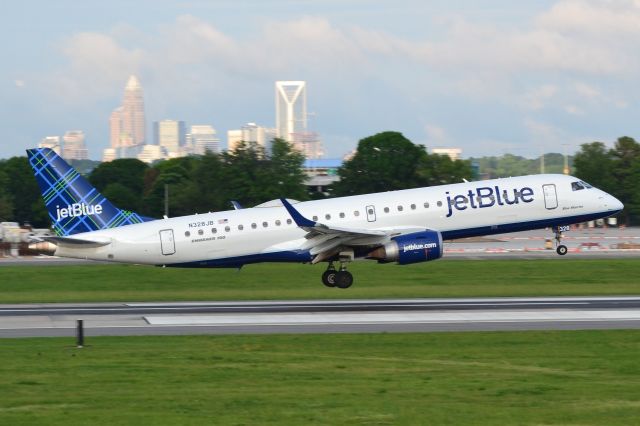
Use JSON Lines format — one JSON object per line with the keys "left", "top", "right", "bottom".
{"left": 27, "top": 147, "right": 623, "bottom": 289}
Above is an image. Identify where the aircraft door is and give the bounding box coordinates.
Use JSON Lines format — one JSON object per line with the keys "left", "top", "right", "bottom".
{"left": 542, "top": 184, "right": 558, "bottom": 210}
{"left": 159, "top": 229, "right": 176, "bottom": 255}
{"left": 366, "top": 205, "right": 377, "bottom": 222}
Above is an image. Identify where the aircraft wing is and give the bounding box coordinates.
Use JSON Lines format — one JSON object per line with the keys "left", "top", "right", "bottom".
{"left": 280, "top": 198, "right": 424, "bottom": 263}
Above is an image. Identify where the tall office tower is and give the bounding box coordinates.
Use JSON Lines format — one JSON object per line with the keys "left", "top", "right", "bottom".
{"left": 38, "top": 136, "right": 62, "bottom": 156}
{"left": 62, "top": 130, "right": 89, "bottom": 161}
{"left": 226, "top": 129, "right": 243, "bottom": 152}
{"left": 154, "top": 120, "right": 186, "bottom": 155}
{"left": 121, "top": 75, "right": 146, "bottom": 146}
{"left": 275, "top": 81, "right": 307, "bottom": 142}
{"left": 241, "top": 123, "right": 277, "bottom": 154}
{"left": 190, "top": 125, "right": 220, "bottom": 155}
{"left": 109, "top": 107, "right": 123, "bottom": 148}
{"left": 275, "top": 81, "right": 323, "bottom": 159}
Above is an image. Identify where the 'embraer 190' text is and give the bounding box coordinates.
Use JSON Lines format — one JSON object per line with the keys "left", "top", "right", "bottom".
{"left": 445, "top": 186, "right": 534, "bottom": 218}
{"left": 56, "top": 203, "right": 103, "bottom": 221}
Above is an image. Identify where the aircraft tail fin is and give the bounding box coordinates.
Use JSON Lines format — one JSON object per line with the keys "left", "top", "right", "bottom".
{"left": 27, "top": 148, "right": 153, "bottom": 236}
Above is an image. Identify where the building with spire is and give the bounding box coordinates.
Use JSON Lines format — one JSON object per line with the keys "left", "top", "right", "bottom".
{"left": 104, "top": 75, "right": 146, "bottom": 161}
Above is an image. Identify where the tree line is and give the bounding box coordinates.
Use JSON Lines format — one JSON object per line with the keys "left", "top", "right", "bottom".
{"left": 1, "top": 132, "right": 637, "bottom": 227}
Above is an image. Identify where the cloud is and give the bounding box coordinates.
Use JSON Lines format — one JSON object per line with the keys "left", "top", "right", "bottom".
{"left": 14, "top": 2, "right": 640, "bottom": 159}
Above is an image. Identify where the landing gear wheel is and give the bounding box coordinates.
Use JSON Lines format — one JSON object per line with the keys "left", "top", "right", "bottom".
{"left": 321, "top": 270, "right": 337, "bottom": 287}
{"left": 556, "top": 245, "right": 568, "bottom": 256}
{"left": 335, "top": 271, "right": 354, "bottom": 289}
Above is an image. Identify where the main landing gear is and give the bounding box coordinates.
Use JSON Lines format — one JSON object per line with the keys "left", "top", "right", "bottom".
{"left": 321, "top": 261, "right": 353, "bottom": 289}
{"left": 553, "top": 226, "right": 568, "bottom": 256}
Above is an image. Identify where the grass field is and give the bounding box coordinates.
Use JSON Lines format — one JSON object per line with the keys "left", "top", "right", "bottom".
{"left": 1, "top": 259, "right": 640, "bottom": 303}
{"left": 0, "top": 331, "right": 639, "bottom": 425}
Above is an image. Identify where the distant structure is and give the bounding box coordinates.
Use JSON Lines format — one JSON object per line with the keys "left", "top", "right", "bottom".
{"left": 189, "top": 125, "right": 220, "bottom": 155}
{"left": 432, "top": 147, "right": 462, "bottom": 161}
{"left": 226, "top": 130, "right": 243, "bottom": 152}
{"left": 154, "top": 120, "right": 186, "bottom": 157}
{"left": 242, "top": 123, "right": 277, "bottom": 153}
{"left": 275, "top": 81, "right": 323, "bottom": 159}
{"left": 137, "top": 145, "right": 168, "bottom": 164}
{"left": 104, "top": 75, "right": 146, "bottom": 161}
{"left": 62, "top": 130, "right": 89, "bottom": 161}
{"left": 38, "top": 136, "right": 62, "bottom": 156}
{"left": 121, "top": 75, "right": 146, "bottom": 146}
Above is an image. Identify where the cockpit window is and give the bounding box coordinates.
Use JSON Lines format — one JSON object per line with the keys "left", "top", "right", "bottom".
{"left": 580, "top": 180, "right": 593, "bottom": 189}
{"left": 571, "top": 181, "right": 585, "bottom": 191}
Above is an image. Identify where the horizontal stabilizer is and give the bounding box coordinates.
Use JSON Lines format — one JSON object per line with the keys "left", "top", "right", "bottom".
{"left": 43, "top": 236, "right": 111, "bottom": 248}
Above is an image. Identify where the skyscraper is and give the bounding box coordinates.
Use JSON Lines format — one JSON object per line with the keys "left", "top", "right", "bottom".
{"left": 241, "top": 123, "right": 277, "bottom": 154}
{"left": 105, "top": 75, "right": 146, "bottom": 161}
{"left": 121, "top": 75, "right": 146, "bottom": 146}
{"left": 275, "top": 81, "right": 323, "bottom": 159}
{"left": 275, "top": 81, "right": 307, "bottom": 142}
{"left": 154, "top": 120, "right": 185, "bottom": 156}
{"left": 189, "top": 125, "right": 220, "bottom": 155}
{"left": 62, "top": 130, "right": 89, "bottom": 161}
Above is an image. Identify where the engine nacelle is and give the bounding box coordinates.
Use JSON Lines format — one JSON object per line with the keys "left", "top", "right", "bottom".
{"left": 367, "top": 230, "right": 443, "bottom": 265}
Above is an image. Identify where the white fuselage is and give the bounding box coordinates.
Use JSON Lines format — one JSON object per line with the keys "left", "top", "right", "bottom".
{"left": 55, "top": 174, "right": 623, "bottom": 267}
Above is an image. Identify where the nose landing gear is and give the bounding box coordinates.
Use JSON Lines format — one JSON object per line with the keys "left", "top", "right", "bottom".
{"left": 554, "top": 226, "right": 568, "bottom": 255}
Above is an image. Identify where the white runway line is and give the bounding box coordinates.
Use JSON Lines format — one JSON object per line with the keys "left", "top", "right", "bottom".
{"left": 144, "top": 309, "right": 640, "bottom": 326}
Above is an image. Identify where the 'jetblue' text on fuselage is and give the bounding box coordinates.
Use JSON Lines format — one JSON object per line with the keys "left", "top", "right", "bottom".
{"left": 445, "top": 186, "right": 534, "bottom": 218}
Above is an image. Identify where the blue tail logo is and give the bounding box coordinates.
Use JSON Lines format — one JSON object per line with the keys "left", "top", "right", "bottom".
{"left": 27, "top": 148, "right": 153, "bottom": 236}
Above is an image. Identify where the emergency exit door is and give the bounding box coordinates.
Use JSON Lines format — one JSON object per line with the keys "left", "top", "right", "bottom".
{"left": 542, "top": 184, "right": 558, "bottom": 210}
{"left": 159, "top": 229, "right": 176, "bottom": 255}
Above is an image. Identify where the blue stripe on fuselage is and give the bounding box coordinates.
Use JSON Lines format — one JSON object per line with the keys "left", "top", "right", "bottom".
{"left": 160, "top": 210, "right": 622, "bottom": 268}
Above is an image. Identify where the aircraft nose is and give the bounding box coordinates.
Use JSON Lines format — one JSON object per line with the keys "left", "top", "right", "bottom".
{"left": 608, "top": 194, "right": 624, "bottom": 212}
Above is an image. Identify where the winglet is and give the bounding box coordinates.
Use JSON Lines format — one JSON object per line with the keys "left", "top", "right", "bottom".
{"left": 280, "top": 198, "right": 316, "bottom": 228}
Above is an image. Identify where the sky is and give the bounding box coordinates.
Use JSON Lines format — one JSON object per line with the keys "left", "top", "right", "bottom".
{"left": 1, "top": 0, "right": 640, "bottom": 160}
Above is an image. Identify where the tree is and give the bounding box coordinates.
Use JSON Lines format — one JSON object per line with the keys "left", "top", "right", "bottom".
{"left": 610, "top": 137, "right": 640, "bottom": 225}
{"left": 1, "top": 156, "right": 49, "bottom": 227}
{"left": 89, "top": 158, "right": 148, "bottom": 211}
{"left": 0, "top": 164, "right": 14, "bottom": 221}
{"left": 332, "top": 131, "right": 427, "bottom": 196}
{"left": 573, "top": 142, "right": 615, "bottom": 193}
{"left": 260, "top": 138, "right": 309, "bottom": 201}
{"left": 418, "top": 153, "right": 473, "bottom": 186}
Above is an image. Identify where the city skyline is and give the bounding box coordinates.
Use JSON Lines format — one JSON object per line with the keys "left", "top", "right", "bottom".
{"left": 3, "top": 1, "right": 640, "bottom": 160}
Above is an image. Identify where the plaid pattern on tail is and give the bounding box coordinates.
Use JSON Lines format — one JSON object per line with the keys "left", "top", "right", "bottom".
{"left": 27, "top": 148, "right": 152, "bottom": 236}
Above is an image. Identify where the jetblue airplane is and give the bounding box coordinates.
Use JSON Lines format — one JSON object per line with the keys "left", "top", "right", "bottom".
{"left": 27, "top": 148, "right": 623, "bottom": 289}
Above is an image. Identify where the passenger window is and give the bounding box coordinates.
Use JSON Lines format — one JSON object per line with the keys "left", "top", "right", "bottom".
{"left": 424, "top": 202, "right": 429, "bottom": 208}
{"left": 198, "top": 229, "right": 203, "bottom": 235}
{"left": 397, "top": 205, "right": 403, "bottom": 211}
{"left": 185, "top": 231, "right": 191, "bottom": 237}
{"left": 251, "top": 223, "right": 257, "bottom": 229}
{"left": 275, "top": 220, "right": 281, "bottom": 226}
{"left": 410, "top": 204, "right": 416, "bottom": 210}
{"left": 238, "top": 225, "right": 244, "bottom": 231}
{"left": 225, "top": 226, "right": 230, "bottom": 232}
{"left": 325, "top": 214, "right": 331, "bottom": 220}
{"left": 286, "top": 219, "right": 292, "bottom": 225}
{"left": 437, "top": 201, "right": 443, "bottom": 207}
{"left": 262, "top": 221, "right": 268, "bottom": 228}
{"left": 384, "top": 207, "right": 390, "bottom": 213}
{"left": 212, "top": 228, "right": 217, "bottom": 234}
{"left": 354, "top": 211, "right": 360, "bottom": 217}
{"left": 312, "top": 215, "right": 318, "bottom": 221}
{"left": 339, "top": 212, "right": 345, "bottom": 218}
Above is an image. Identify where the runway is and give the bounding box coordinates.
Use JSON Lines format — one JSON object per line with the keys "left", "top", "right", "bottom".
{"left": 2, "top": 296, "right": 640, "bottom": 337}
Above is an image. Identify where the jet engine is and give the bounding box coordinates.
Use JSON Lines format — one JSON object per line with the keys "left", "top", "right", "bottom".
{"left": 367, "top": 230, "right": 443, "bottom": 265}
